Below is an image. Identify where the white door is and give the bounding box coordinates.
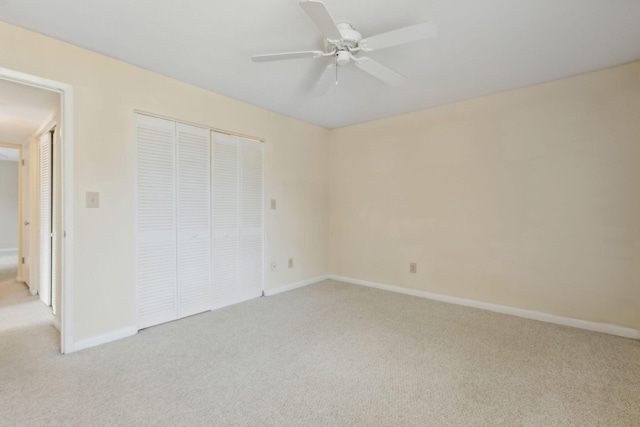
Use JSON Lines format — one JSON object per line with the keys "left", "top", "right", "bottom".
{"left": 51, "top": 129, "right": 57, "bottom": 315}
{"left": 240, "top": 140, "right": 264, "bottom": 296}
{"left": 211, "top": 132, "right": 264, "bottom": 308}
{"left": 38, "top": 131, "right": 52, "bottom": 306}
{"left": 135, "top": 115, "right": 177, "bottom": 329}
{"left": 135, "top": 115, "right": 213, "bottom": 329}
{"left": 21, "top": 143, "right": 31, "bottom": 288}
{"left": 176, "top": 123, "right": 211, "bottom": 318}
{"left": 211, "top": 134, "right": 240, "bottom": 308}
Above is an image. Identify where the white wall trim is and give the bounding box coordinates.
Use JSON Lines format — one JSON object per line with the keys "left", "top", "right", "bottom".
{"left": 0, "top": 67, "right": 75, "bottom": 354}
{"left": 328, "top": 274, "right": 640, "bottom": 340}
{"left": 264, "top": 275, "right": 329, "bottom": 296}
{"left": 73, "top": 327, "right": 137, "bottom": 352}
{"left": 0, "top": 248, "right": 18, "bottom": 254}
{"left": 211, "top": 290, "right": 263, "bottom": 311}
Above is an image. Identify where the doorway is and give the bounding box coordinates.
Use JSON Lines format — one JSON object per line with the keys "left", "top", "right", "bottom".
{"left": 0, "top": 69, "right": 72, "bottom": 352}
{"left": 0, "top": 142, "right": 58, "bottom": 345}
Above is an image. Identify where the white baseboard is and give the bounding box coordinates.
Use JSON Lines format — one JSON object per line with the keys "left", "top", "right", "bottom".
{"left": 264, "top": 275, "right": 329, "bottom": 296}
{"left": 72, "top": 326, "right": 137, "bottom": 352}
{"left": 328, "top": 274, "right": 640, "bottom": 340}
{"left": 212, "top": 289, "right": 262, "bottom": 310}
{"left": 0, "top": 248, "right": 18, "bottom": 254}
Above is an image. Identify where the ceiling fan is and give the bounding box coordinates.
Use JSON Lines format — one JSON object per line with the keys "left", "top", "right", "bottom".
{"left": 251, "top": 0, "right": 437, "bottom": 94}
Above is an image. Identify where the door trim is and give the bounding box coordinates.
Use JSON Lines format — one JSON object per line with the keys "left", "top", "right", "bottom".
{"left": 0, "top": 68, "right": 75, "bottom": 354}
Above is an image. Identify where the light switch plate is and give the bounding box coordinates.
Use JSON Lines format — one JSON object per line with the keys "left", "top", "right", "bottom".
{"left": 409, "top": 262, "right": 417, "bottom": 274}
{"left": 86, "top": 191, "right": 100, "bottom": 208}
{"left": 271, "top": 199, "right": 277, "bottom": 210}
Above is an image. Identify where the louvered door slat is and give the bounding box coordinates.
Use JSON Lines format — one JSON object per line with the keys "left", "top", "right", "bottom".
{"left": 177, "top": 123, "right": 211, "bottom": 318}
{"left": 135, "top": 114, "right": 177, "bottom": 329}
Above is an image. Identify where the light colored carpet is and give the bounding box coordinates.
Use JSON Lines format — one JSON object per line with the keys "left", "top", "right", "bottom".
{"left": 0, "top": 251, "right": 56, "bottom": 326}
{"left": 0, "top": 252, "right": 59, "bottom": 364}
{"left": 1, "top": 277, "right": 639, "bottom": 426}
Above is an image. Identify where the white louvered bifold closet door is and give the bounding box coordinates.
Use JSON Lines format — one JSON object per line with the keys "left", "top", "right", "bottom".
{"left": 135, "top": 115, "right": 177, "bottom": 329}
{"left": 211, "top": 132, "right": 263, "bottom": 309}
{"left": 38, "top": 132, "right": 52, "bottom": 306}
{"left": 211, "top": 134, "right": 240, "bottom": 308}
{"left": 176, "top": 123, "right": 211, "bottom": 318}
{"left": 240, "top": 140, "right": 264, "bottom": 296}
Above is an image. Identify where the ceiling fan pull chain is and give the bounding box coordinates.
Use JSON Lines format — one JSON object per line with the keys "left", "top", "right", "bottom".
{"left": 335, "top": 54, "right": 339, "bottom": 85}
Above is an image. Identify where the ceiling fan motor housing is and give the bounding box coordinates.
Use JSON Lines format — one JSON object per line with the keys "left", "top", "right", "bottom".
{"left": 337, "top": 23, "right": 362, "bottom": 47}
{"left": 326, "top": 23, "right": 362, "bottom": 51}
{"left": 325, "top": 23, "right": 362, "bottom": 65}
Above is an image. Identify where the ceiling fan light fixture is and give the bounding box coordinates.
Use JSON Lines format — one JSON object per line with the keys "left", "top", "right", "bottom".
{"left": 336, "top": 50, "right": 350, "bottom": 65}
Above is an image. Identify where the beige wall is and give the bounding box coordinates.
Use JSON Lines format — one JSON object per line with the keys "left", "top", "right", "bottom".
{"left": 329, "top": 61, "right": 640, "bottom": 330}
{"left": 0, "top": 22, "right": 329, "bottom": 343}
{"left": 0, "top": 159, "right": 20, "bottom": 249}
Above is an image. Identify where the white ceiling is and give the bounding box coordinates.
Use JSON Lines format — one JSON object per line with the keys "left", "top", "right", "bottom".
{"left": 0, "top": 79, "right": 60, "bottom": 144}
{"left": 2, "top": 0, "right": 639, "bottom": 129}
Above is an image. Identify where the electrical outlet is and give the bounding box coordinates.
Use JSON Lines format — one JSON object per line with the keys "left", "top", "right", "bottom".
{"left": 271, "top": 261, "right": 277, "bottom": 272}
{"left": 409, "top": 262, "right": 417, "bottom": 274}
{"left": 288, "top": 258, "right": 293, "bottom": 268}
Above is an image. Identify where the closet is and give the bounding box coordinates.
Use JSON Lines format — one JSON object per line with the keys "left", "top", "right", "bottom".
{"left": 135, "top": 114, "right": 263, "bottom": 329}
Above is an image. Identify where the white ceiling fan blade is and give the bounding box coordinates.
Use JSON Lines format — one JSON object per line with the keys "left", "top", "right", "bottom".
{"left": 312, "top": 63, "right": 337, "bottom": 96}
{"left": 359, "top": 22, "right": 437, "bottom": 52}
{"left": 251, "top": 50, "right": 325, "bottom": 63}
{"left": 299, "top": 0, "right": 342, "bottom": 41}
{"left": 355, "top": 57, "right": 406, "bottom": 86}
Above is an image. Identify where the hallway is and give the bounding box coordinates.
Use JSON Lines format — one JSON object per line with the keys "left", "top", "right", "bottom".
{"left": 0, "top": 252, "right": 58, "bottom": 354}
